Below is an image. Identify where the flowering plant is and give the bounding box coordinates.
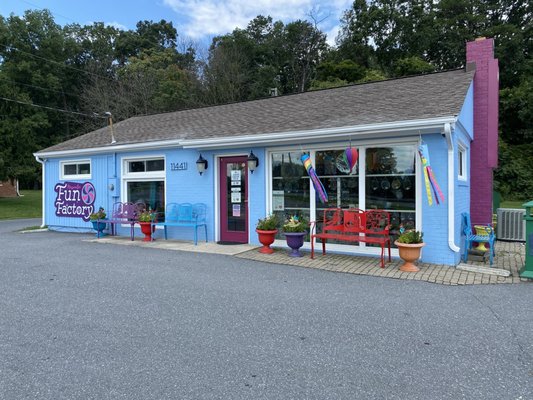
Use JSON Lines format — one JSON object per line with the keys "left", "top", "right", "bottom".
{"left": 89, "top": 207, "right": 106, "bottom": 221}
{"left": 138, "top": 210, "right": 155, "bottom": 223}
{"left": 282, "top": 215, "right": 308, "bottom": 233}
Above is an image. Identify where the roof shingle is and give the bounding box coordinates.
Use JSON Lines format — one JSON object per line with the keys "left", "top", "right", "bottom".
{"left": 39, "top": 68, "right": 473, "bottom": 153}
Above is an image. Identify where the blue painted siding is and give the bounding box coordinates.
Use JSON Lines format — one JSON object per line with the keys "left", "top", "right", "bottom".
{"left": 45, "top": 155, "right": 108, "bottom": 232}
{"left": 43, "top": 135, "right": 469, "bottom": 266}
{"left": 419, "top": 133, "right": 456, "bottom": 265}
{"left": 457, "top": 82, "right": 474, "bottom": 140}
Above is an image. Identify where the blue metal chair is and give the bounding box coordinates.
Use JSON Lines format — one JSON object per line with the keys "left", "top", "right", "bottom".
{"left": 462, "top": 212, "right": 495, "bottom": 265}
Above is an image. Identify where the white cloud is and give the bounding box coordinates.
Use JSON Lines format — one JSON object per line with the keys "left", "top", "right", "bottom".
{"left": 105, "top": 21, "right": 129, "bottom": 31}
{"left": 163, "top": 0, "right": 351, "bottom": 41}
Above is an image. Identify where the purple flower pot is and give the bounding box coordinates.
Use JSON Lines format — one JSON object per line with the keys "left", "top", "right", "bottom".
{"left": 284, "top": 232, "right": 306, "bottom": 257}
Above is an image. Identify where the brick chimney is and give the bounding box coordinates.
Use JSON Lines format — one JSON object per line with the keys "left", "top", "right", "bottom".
{"left": 466, "top": 37, "right": 499, "bottom": 225}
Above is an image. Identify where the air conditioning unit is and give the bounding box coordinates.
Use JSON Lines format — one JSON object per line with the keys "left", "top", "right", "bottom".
{"left": 496, "top": 208, "right": 525, "bottom": 241}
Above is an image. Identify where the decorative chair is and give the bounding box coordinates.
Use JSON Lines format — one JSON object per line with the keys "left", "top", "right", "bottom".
{"left": 462, "top": 212, "right": 495, "bottom": 265}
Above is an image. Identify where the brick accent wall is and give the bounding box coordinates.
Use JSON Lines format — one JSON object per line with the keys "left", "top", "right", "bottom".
{"left": 0, "top": 179, "right": 18, "bottom": 197}
{"left": 466, "top": 38, "right": 499, "bottom": 225}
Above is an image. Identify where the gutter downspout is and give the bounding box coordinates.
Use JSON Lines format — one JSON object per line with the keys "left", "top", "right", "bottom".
{"left": 444, "top": 123, "right": 460, "bottom": 253}
{"left": 34, "top": 155, "right": 46, "bottom": 228}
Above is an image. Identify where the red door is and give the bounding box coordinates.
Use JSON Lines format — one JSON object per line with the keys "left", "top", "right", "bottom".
{"left": 219, "top": 156, "right": 248, "bottom": 243}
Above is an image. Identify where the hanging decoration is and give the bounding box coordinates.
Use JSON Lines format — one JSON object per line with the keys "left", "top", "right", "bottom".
{"left": 301, "top": 153, "right": 328, "bottom": 204}
{"left": 418, "top": 144, "right": 445, "bottom": 205}
{"left": 335, "top": 147, "right": 359, "bottom": 174}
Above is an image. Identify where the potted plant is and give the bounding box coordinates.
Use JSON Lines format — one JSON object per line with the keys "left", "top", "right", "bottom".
{"left": 283, "top": 215, "right": 308, "bottom": 257}
{"left": 394, "top": 229, "right": 425, "bottom": 272}
{"left": 89, "top": 207, "right": 107, "bottom": 237}
{"left": 138, "top": 210, "right": 156, "bottom": 242}
{"left": 256, "top": 214, "right": 279, "bottom": 254}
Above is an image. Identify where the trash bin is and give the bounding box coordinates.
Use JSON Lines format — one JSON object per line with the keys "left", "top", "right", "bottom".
{"left": 520, "top": 200, "right": 533, "bottom": 279}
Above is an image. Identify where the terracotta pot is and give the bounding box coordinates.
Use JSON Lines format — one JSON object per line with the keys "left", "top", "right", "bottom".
{"left": 284, "top": 232, "right": 307, "bottom": 257}
{"left": 395, "top": 241, "right": 425, "bottom": 272}
{"left": 139, "top": 222, "right": 155, "bottom": 242}
{"left": 256, "top": 229, "right": 278, "bottom": 254}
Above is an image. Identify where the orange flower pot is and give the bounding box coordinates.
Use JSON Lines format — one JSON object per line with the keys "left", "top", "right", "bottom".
{"left": 395, "top": 241, "right": 425, "bottom": 272}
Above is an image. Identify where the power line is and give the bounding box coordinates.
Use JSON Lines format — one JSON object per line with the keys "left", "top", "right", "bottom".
{"left": 0, "top": 95, "right": 106, "bottom": 119}
{"left": 19, "top": 0, "right": 78, "bottom": 24}
{"left": 0, "top": 76, "right": 79, "bottom": 98}
{"left": 0, "top": 43, "right": 117, "bottom": 83}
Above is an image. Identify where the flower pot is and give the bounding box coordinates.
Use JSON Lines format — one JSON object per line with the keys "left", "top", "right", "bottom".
{"left": 256, "top": 229, "right": 278, "bottom": 254}
{"left": 395, "top": 241, "right": 425, "bottom": 272}
{"left": 139, "top": 222, "right": 155, "bottom": 242}
{"left": 91, "top": 221, "right": 107, "bottom": 238}
{"left": 284, "top": 232, "right": 307, "bottom": 257}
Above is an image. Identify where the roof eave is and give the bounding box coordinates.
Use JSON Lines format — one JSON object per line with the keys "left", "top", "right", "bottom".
{"left": 34, "top": 116, "right": 458, "bottom": 158}
{"left": 34, "top": 138, "right": 183, "bottom": 158}
{"left": 181, "top": 116, "right": 458, "bottom": 150}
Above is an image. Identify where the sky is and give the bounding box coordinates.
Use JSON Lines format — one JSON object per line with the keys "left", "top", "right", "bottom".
{"left": 0, "top": 0, "right": 353, "bottom": 47}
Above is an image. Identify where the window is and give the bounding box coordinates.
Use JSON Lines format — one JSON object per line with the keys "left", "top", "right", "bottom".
{"left": 269, "top": 143, "right": 417, "bottom": 251}
{"left": 127, "top": 159, "right": 164, "bottom": 173}
{"left": 458, "top": 145, "right": 467, "bottom": 181}
{"left": 60, "top": 160, "right": 91, "bottom": 180}
{"left": 365, "top": 146, "right": 416, "bottom": 244}
{"left": 123, "top": 157, "right": 165, "bottom": 212}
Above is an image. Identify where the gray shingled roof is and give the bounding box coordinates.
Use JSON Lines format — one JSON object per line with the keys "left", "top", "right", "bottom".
{"left": 39, "top": 68, "right": 473, "bottom": 154}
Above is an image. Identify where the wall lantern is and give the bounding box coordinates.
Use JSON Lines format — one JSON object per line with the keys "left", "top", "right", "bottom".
{"left": 247, "top": 151, "right": 259, "bottom": 174}
{"left": 196, "top": 154, "right": 208, "bottom": 175}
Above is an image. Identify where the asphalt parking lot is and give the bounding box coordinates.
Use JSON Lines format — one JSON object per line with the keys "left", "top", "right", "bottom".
{"left": 1, "top": 219, "right": 532, "bottom": 399}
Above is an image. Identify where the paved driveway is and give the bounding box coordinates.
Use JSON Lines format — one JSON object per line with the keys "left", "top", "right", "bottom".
{"left": 1, "top": 219, "right": 532, "bottom": 399}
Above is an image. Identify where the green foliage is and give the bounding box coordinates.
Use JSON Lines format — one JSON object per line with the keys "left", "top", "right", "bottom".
{"left": 310, "top": 78, "right": 349, "bottom": 91}
{"left": 394, "top": 57, "right": 435, "bottom": 77}
{"left": 138, "top": 210, "right": 155, "bottom": 222}
{"left": 89, "top": 207, "right": 106, "bottom": 221}
{"left": 256, "top": 214, "right": 279, "bottom": 231}
{"left": 499, "top": 77, "right": 533, "bottom": 145}
{"left": 494, "top": 141, "right": 533, "bottom": 200}
{"left": 282, "top": 215, "right": 308, "bottom": 233}
{"left": 397, "top": 230, "right": 424, "bottom": 244}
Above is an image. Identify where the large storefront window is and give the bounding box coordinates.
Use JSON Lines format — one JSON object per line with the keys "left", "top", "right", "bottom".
{"left": 123, "top": 157, "right": 165, "bottom": 213}
{"left": 269, "top": 144, "right": 416, "bottom": 251}
{"left": 271, "top": 151, "right": 310, "bottom": 238}
{"left": 315, "top": 149, "right": 359, "bottom": 221}
{"left": 365, "top": 146, "right": 416, "bottom": 242}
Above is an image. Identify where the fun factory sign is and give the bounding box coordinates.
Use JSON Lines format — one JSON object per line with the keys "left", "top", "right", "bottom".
{"left": 54, "top": 181, "right": 96, "bottom": 222}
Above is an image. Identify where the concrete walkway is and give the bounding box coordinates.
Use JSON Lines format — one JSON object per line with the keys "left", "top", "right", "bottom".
{"left": 89, "top": 235, "right": 531, "bottom": 285}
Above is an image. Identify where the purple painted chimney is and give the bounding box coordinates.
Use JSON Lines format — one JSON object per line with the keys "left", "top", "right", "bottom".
{"left": 466, "top": 38, "right": 499, "bottom": 225}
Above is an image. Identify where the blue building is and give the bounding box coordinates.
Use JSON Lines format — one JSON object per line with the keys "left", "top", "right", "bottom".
{"left": 34, "top": 39, "right": 499, "bottom": 266}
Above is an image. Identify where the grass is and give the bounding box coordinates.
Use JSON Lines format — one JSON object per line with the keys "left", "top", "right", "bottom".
{"left": 500, "top": 200, "right": 527, "bottom": 209}
{"left": 0, "top": 190, "right": 42, "bottom": 220}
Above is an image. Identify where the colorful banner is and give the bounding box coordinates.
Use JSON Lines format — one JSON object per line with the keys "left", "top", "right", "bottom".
{"left": 54, "top": 181, "right": 96, "bottom": 221}
{"left": 418, "top": 144, "right": 445, "bottom": 206}
{"left": 301, "top": 153, "right": 328, "bottom": 204}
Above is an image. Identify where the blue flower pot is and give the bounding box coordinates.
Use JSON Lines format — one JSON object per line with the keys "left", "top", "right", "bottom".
{"left": 91, "top": 221, "right": 107, "bottom": 237}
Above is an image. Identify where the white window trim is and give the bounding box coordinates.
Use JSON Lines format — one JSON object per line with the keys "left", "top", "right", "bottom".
{"left": 121, "top": 155, "right": 166, "bottom": 208}
{"left": 265, "top": 138, "right": 420, "bottom": 256}
{"left": 60, "top": 159, "right": 91, "bottom": 180}
{"left": 458, "top": 144, "right": 467, "bottom": 181}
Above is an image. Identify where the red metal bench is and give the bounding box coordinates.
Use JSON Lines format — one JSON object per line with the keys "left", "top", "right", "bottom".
{"left": 310, "top": 208, "right": 391, "bottom": 267}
